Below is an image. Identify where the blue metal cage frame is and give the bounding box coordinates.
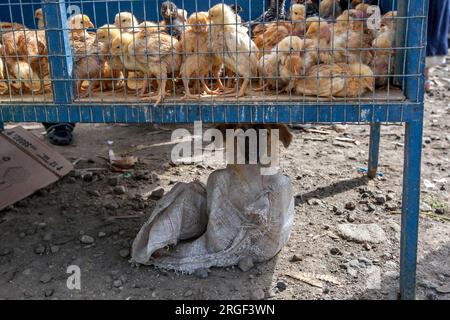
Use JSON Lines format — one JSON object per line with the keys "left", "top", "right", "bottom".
{"left": 0, "top": 0, "right": 428, "bottom": 300}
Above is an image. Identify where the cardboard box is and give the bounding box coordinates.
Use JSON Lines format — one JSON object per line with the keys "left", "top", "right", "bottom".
{"left": 0, "top": 126, "right": 73, "bottom": 211}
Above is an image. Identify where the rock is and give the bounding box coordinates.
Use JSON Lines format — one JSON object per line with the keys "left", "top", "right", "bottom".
{"left": 150, "top": 188, "right": 165, "bottom": 200}
{"left": 363, "top": 243, "right": 372, "bottom": 251}
{"left": 420, "top": 203, "right": 432, "bottom": 212}
{"left": 50, "top": 245, "right": 60, "bottom": 254}
{"left": 80, "top": 235, "right": 94, "bottom": 244}
{"left": 82, "top": 172, "right": 93, "bottom": 182}
{"left": 43, "top": 232, "right": 52, "bottom": 242}
{"left": 40, "top": 273, "right": 52, "bottom": 284}
{"left": 375, "top": 195, "right": 386, "bottom": 205}
{"left": 44, "top": 289, "right": 55, "bottom": 297}
{"left": 346, "top": 213, "right": 355, "bottom": 223}
{"left": 113, "top": 186, "right": 127, "bottom": 195}
{"left": 105, "top": 202, "right": 119, "bottom": 210}
{"left": 184, "top": 290, "right": 193, "bottom": 297}
{"left": 251, "top": 288, "right": 266, "bottom": 300}
{"left": 193, "top": 268, "right": 209, "bottom": 279}
{"left": 347, "top": 266, "right": 358, "bottom": 277}
{"left": 367, "top": 204, "right": 376, "bottom": 212}
{"left": 386, "top": 193, "right": 395, "bottom": 201}
{"left": 436, "top": 284, "right": 450, "bottom": 294}
{"left": 238, "top": 257, "right": 254, "bottom": 272}
{"left": 345, "top": 202, "right": 356, "bottom": 211}
{"left": 276, "top": 281, "right": 287, "bottom": 292}
{"left": 385, "top": 203, "right": 399, "bottom": 211}
{"left": 337, "top": 223, "right": 387, "bottom": 244}
{"left": 108, "top": 176, "right": 121, "bottom": 187}
{"left": 435, "top": 208, "right": 446, "bottom": 215}
{"left": 330, "top": 247, "right": 341, "bottom": 255}
{"left": 290, "top": 254, "right": 302, "bottom": 262}
{"left": 113, "top": 280, "right": 122, "bottom": 288}
{"left": 0, "top": 247, "right": 12, "bottom": 256}
{"left": 98, "top": 231, "right": 106, "bottom": 238}
{"left": 119, "top": 248, "right": 130, "bottom": 258}
{"left": 365, "top": 266, "right": 381, "bottom": 290}
{"left": 34, "top": 244, "right": 46, "bottom": 255}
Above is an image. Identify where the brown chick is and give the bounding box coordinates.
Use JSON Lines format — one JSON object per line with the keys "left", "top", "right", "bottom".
{"left": 331, "top": 10, "right": 372, "bottom": 65}
{"left": 179, "top": 12, "right": 218, "bottom": 99}
{"left": 1, "top": 29, "right": 50, "bottom": 93}
{"left": 295, "top": 62, "right": 374, "bottom": 98}
{"left": 371, "top": 24, "right": 395, "bottom": 88}
{"left": 128, "top": 22, "right": 182, "bottom": 105}
{"left": 319, "top": 0, "right": 342, "bottom": 20}
{"left": 67, "top": 14, "right": 94, "bottom": 39}
{"left": 114, "top": 12, "right": 140, "bottom": 33}
{"left": 305, "top": 20, "right": 332, "bottom": 65}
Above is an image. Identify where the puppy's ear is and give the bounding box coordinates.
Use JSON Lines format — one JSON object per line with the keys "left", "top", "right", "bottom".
{"left": 277, "top": 125, "right": 293, "bottom": 149}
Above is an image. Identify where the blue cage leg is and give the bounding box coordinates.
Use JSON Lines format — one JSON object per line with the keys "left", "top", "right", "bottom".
{"left": 368, "top": 123, "right": 381, "bottom": 179}
{"left": 399, "top": 120, "right": 423, "bottom": 300}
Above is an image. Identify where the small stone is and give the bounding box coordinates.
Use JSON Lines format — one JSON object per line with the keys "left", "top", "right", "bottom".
{"left": 386, "top": 193, "right": 395, "bottom": 201}
{"left": 251, "top": 288, "right": 266, "bottom": 300}
{"left": 367, "top": 204, "right": 376, "bottom": 212}
{"left": 119, "top": 248, "right": 130, "bottom": 258}
{"left": 276, "top": 281, "right": 287, "bottom": 292}
{"left": 385, "top": 203, "right": 399, "bottom": 211}
{"left": 50, "top": 245, "right": 60, "bottom": 254}
{"left": 40, "top": 273, "right": 52, "bottom": 284}
{"left": 184, "top": 290, "right": 193, "bottom": 297}
{"left": 337, "top": 223, "right": 387, "bottom": 244}
{"left": 105, "top": 202, "right": 119, "bottom": 210}
{"left": 330, "top": 247, "right": 341, "bottom": 255}
{"left": 0, "top": 247, "right": 12, "bottom": 256}
{"left": 34, "top": 244, "right": 46, "bottom": 255}
{"left": 375, "top": 195, "right": 386, "bottom": 205}
{"left": 43, "top": 232, "right": 52, "bottom": 242}
{"left": 108, "top": 176, "right": 121, "bottom": 187}
{"left": 82, "top": 172, "right": 93, "bottom": 182}
{"left": 238, "top": 257, "right": 254, "bottom": 272}
{"left": 113, "top": 186, "right": 127, "bottom": 195}
{"left": 113, "top": 280, "right": 123, "bottom": 288}
{"left": 19, "top": 232, "right": 26, "bottom": 239}
{"left": 347, "top": 266, "right": 358, "bottom": 277}
{"left": 194, "top": 268, "right": 209, "bottom": 279}
{"left": 363, "top": 243, "right": 372, "bottom": 251}
{"left": 345, "top": 202, "right": 356, "bottom": 211}
{"left": 420, "top": 203, "right": 432, "bottom": 212}
{"left": 150, "top": 188, "right": 165, "bottom": 200}
{"left": 435, "top": 208, "right": 446, "bottom": 215}
{"left": 436, "top": 284, "right": 450, "bottom": 294}
{"left": 333, "top": 206, "right": 344, "bottom": 216}
{"left": 290, "top": 254, "right": 302, "bottom": 262}
{"left": 98, "top": 231, "right": 107, "bottom": 238}
{"left": 80, "top": 235, "right": 94, "bottom": 244}
{"left": 44, "top": 289, "right": 54, "bottom": 297}
{"left": 346, "top": 214, "right": 355, "bottom": 223}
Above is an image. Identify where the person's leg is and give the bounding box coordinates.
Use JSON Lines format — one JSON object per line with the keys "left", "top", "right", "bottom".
{"left": 43, "top": 122, "right": 76, "bottom": 146}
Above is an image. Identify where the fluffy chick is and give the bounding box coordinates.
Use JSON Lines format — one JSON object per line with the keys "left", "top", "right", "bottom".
{"left": 295, "top": 62, "right": 374, "bottom": 97}
{"left": 209, "top": 4, "right": 259, "bottom": 97}
{"left": 128, "top": 22, "right": 182, "bottom": 104}
{"left": 371, "top": 23, "right": 395, "bottom": 88}
{"left": 319, "top": 0, "right": 343, "bottom": 20}
{"left": 68, "top": 14, "right": 94, "bottom": 39}
{"left": 178, "top": 12, "right": 217, "bottom": 99}
{"left": 305, "top": 20, "right": 332, "bottom": 65}
{"left": 114, "top": 12, "right": 139, "bottom": 33}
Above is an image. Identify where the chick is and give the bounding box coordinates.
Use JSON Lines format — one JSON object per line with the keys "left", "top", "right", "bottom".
{"left": 258, "top": 36, "right": 304, "bottom": 93}
{"left": 114, "top": 12, "right": 139, "bottom": 33}
{"left": 35, "top": 8, "right": 45, "bottom": 29}
{"left": 127, "top": 22, "right": 182, "bottom": 104}
{"left": 8, "top": 60, "right": 41, "bottom": 94}
{"left": 319, "top": 0, "right": 342, "bottom": 20}
{"left": 331, "top": 10, "right": 372, "bottom": 65}
{"left": 160, "top": 1, "right": 185, "bottom": 40}
{"left": 178, "top": 12, "right": 215, "bottom": 99}
{"left": 209, "top": 4, "right": 259, "bottom": 97}
{"left": 67, "top": 14, "right": 94, "bottom": 39}
{"left": 295, "top": 62, "right": 374, "bottom": 98}
{"left": 371, "top": 23, "right": 395, "bottom": 88}
{"left": 305, "top": 20, "right": 332, "bottom": 65}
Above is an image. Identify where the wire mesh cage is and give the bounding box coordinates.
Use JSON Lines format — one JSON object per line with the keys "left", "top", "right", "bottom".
{"left": 0, "top": 0, "right": 427, "bottom": 124}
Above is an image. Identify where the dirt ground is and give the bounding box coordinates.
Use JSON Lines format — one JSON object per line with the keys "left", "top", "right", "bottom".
{"left": 0, "top": 64, "right": 449, "bottom": 300}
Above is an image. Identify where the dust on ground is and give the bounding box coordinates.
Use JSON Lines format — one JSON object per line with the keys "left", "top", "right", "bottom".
{"left": 0, "top": 63, "right": 449, "bottom": 300}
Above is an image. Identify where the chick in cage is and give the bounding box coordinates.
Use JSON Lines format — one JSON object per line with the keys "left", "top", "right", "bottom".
{"left": 0, "top": 1, "right": 399, "bottom": 104}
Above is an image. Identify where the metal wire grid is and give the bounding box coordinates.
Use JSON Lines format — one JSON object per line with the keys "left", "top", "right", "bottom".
{"left": 0, "top": 0, "right": 427, "bottom": 116}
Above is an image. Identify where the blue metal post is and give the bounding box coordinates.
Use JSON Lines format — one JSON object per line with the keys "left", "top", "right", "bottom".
{"left": 368, "top": 123, "right": 381, "bottom": 179}
{"left": 42, "top": 0, "right": 74, "bottom": 104}
{"left": 400, "top": 119, "right": 423, "bottom": 300}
